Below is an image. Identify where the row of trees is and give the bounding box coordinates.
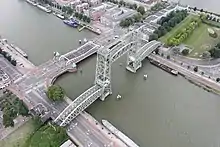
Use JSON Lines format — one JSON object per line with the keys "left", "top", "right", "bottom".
{"left": 0, "top": 91, "right": 29, "bottom": 128}
{"left": 149, "top": 10, "right": 188, "bottom": 41}
{"left": 62, "top": 6, "right": 74, "bottom": 15}
{"left": 0, "top": 49, "right": 17, "bottom": 66}
{"left": 75, "top": 12, "right": 91, "bottom": 23}
{"left": 167, "top": 18, "right": 201, "bottom": 46}
{"left": 119, "top": 13, "right": 142, "bottom": 27}
{"left": 47, "top": 85, "right": 65, "bottom": 101}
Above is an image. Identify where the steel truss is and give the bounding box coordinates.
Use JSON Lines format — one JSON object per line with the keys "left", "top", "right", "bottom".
{"left": 55, "top": 25, "right": 162, "bottom": 126}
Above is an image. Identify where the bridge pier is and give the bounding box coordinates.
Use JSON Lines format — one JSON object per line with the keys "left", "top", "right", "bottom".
{"left": 126, "top": 56, "right": 142, "bottom": 73}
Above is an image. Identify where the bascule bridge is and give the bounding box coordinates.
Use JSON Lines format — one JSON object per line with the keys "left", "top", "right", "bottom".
{"left": 54, "top": 27, "right": 161, "bottom": 126}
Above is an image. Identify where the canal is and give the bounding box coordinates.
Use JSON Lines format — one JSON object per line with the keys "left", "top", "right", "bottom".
{"left": 1, "top": 0, "right": 220, "bottom": 146}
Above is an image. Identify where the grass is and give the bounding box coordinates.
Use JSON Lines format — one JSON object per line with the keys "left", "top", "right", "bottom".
{"left": 159, "top": 14, "right": 198, "bottom": 43}
{"left": 183, "top": 23, "right": 220, "bottom": 58}
{"left": 0, "top": 119, "right": 35, "bottom": 147}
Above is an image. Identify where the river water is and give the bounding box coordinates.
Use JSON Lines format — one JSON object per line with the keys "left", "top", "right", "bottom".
{"left": 1, "top": 0, "right": 220, "bottom": 147}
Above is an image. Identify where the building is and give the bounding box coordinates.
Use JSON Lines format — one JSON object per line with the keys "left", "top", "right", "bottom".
{"left": 69, "top": 0, "right": 82, "bottom": 8}
{"left": 75, "top": 3, "right": 89, "bottom": 13}
{"left": 88, "top": 0, "right": 101, "bottom": 6}
{"left": 100, "top": 6, "right": 136, "bottom": 28}
{"left": 0, "top": 69, "right": 10, "bottom": 89}
{"left": 88, "top": 3, "right": 114, "bottom": 21}
{"left": 60, "top": 140, "right": 77, "bottom": 147}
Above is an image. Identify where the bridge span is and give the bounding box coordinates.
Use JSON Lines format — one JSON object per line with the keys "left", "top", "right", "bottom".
{"left": 55, "top": 29, "right": 161, "bottom": 127}
{"left": 8, "top": 24, "right": 161, "bottom": 146}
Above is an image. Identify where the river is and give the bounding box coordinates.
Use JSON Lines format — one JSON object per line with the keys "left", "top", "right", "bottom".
{"left": 1, "top": 0, "right": 220, "bottom": 147}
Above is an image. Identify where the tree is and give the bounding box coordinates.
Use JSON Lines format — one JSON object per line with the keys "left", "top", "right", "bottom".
{"left": 11, "top": 59, "right": 17, "bottom": 66}
{"left": 47, "top": 85, "right": 65, "bottom": 101}
{"left": 193, "top": 7, "right": 197, "bottom": 11}
{"left": 181, "top": 49, "right": 189, "bottom": 56}
{"left": 75, "top": 12, "right": 79, "bottom": 18}
{"left": 133, "top": 13, "right": 142, "bottom": 22}
{"left": 149, "top": 34, "right": 158, "bottom": 41}
{"left": 194, "top": 66, "right": 198, "bottom": 72}
{"left": 78, "top": 13, "right": 83, "bottom": 20}
{"left": 86, "top": 17, "right": 91, "bottom": 23}
{"left": 133, "top": 4, "right": 137, "bottom": 10}
{"left": 167, "top": 55, "right": 170, "bottom": 59}
{"left": 216, "top": 78, "right": 220, "bottom": 82}
{"left": 66, "top": 6, "right": 73, "bottom": 15}
{"left": 137, "top": 6, "right": 145, "bottom": 15}
{"left": 62, "top": 6, "right": 67, "bottom": 13}
{"left": 3, "top": 114, "right": 14, "bottom": 128}
{"left": 202, "top": 51, "right": 211, "bottom": 59}
{"left": 82, "top": 15, "right": 87, "bottom": 22}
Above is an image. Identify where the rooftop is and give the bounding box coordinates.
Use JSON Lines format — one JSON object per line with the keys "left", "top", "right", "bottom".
{"left": 102, "top": 6, "right": 136, "bottom": 22}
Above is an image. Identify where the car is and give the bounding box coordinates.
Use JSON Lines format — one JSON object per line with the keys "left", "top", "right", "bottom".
{"left": 114, "top": 35, "right": 119, "bottom": 39}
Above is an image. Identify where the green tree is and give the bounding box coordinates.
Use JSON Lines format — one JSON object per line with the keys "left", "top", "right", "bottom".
{"left": 62, "top": 6, "right": 67, "bottom": 13}
{"left": 47, "top": 85, "right": 65, "bottom": 101}
{"left": 75, "top": 12, "right": 79, "bottom": 18}
{"left": 149, "top": 33, "right": 158, "bottom": 41}
{"left": 3, "top": 114, "right": 14, "bottom": 128}
{"left": 194, "top": 66, "right": 198, "bottom": 72}
{"left": 133, "top": 4, "right": 137, "bottom": 10}
{"left": 82, "top": 15, "right": 87, "bottom": 22}
{"left": 11, "top": 59, "right": 17, "bottom": 66}
{"left": 86, "top": 17, "right": 91, "bottom": 23}
{"left": 137, "top": 6, "right": 145, "bottom": 15}
{"left": 66, "top": 6, "right": 73, "bottom": 15}
{"left": 78, "top": 13, "right": 83, "bottom": 20}
{"left": 133, "top": 13, "right": 142, "bottom": 22}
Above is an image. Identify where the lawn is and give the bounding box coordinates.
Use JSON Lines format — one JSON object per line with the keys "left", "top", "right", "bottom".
{"left": 159, "top": 14, "right": 198, "bottom": 43}
{"left": 0, "top": 119, "right": 35, "bottom": 147}
{"left": 184, "top": 23, "right": 220, "bottom": 58}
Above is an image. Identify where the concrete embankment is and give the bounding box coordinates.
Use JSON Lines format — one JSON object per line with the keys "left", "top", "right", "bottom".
{"left": 148, "top": 54, "right": 220, "bottom": 95}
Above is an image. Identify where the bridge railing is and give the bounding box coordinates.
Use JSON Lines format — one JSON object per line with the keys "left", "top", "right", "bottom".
{"left": 59, "top": 88, "right": 102, "bottom": 126}
{"left": 54, "top": 85, "right": 99, "bottom": 123}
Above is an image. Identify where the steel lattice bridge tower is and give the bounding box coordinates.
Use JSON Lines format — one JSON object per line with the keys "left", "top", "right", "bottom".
{"left": 54, "top": 26, "right": 161, "bottom": 126}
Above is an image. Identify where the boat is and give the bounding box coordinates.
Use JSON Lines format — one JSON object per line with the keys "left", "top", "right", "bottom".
{"left": 116, "top": 94, "right": 122, "bottom": 100}
{"left": 143, "top": 74, "right": 148, "bottom": 80}
{"left": 83, "top": 38, "right": 87, "bottom": 43}
{"left": 26, "top": 0, "right": 37, "bottom": 6}
{"left": 171, "top": 70, "right": 178, "bottom": 76}
{"left": 37, "top": 4, "right": 52, "bottom": 13}
{"left": 102, "top": 119, "right": 139, "bottom": 147}
{"left": 63, "top": 20, "right": 79, "bottom": 28}
{"left": 56, "top": 14, "right": 65, "bottom": 20}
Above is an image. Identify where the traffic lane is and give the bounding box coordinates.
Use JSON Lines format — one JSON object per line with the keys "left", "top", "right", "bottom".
{"left": 76, "top": 115, "right": 112, "bottom": 145}
{"left": 68, "top": 122, "right": 100, "bottom": 147}
{"left": 72, "top": 119, "right": 105, "bottom": 146}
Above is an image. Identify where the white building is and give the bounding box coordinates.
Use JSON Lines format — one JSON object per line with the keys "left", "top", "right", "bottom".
{"left": 100, "top": 6, "right": 136, "bottom": 28}
{"left": 75, "top": 3, "right": 89, "bottom": 13}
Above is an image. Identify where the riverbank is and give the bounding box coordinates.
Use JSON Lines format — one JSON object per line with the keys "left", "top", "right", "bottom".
{"left": 148, "top": 53, "right": 220, "bottom": 95}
